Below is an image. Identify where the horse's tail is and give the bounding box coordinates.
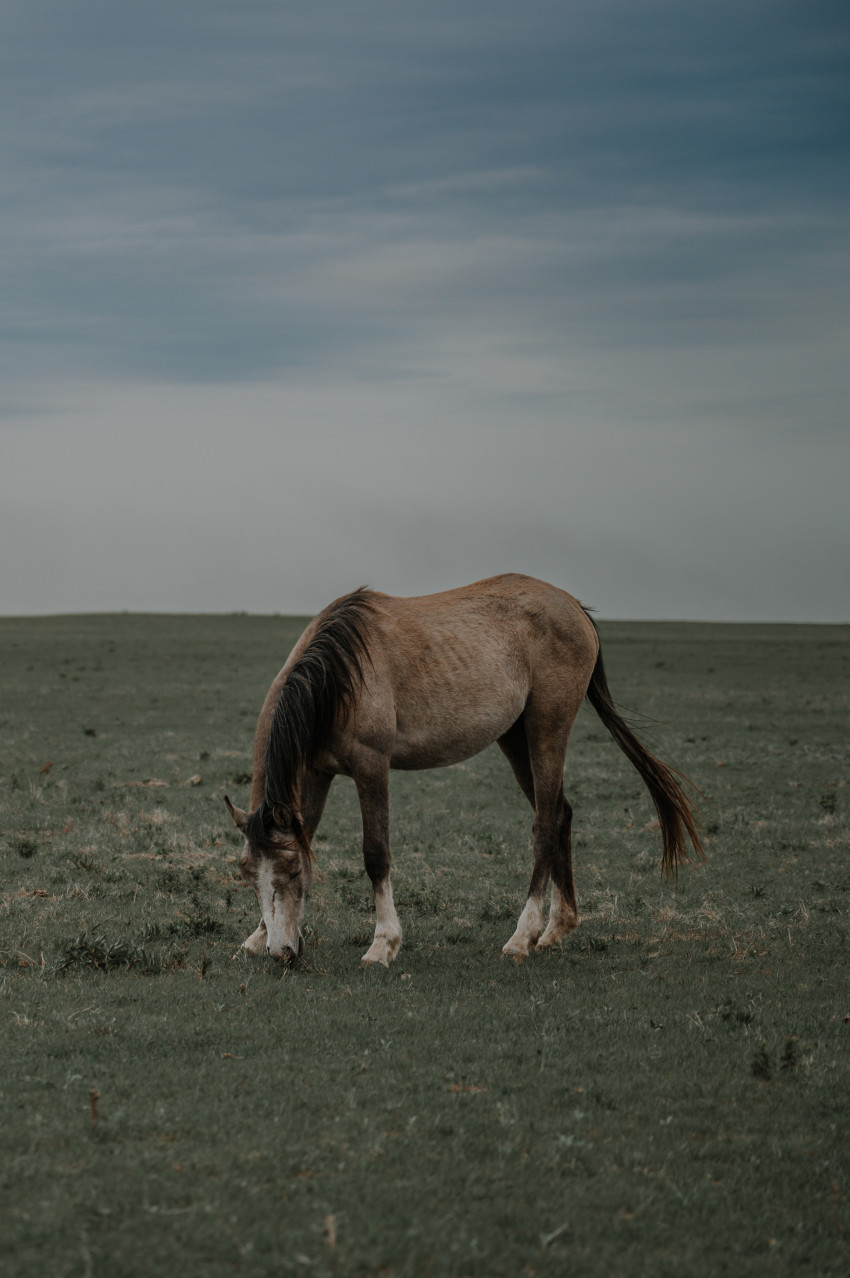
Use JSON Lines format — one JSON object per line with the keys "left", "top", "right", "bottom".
{"left": 583, "top": 617, "right": 704, "bottom": 879}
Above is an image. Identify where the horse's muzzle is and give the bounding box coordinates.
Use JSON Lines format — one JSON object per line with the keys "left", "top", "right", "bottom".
{"left": 267, "top": 931, "right": 304, "bottom": 961}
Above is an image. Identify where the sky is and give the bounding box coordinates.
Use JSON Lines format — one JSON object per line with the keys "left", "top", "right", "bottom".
{"left": 1, "top": 0, "right": 848, "bottom": 620}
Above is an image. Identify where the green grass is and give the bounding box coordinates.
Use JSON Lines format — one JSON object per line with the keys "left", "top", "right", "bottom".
{"left": 1, "top": 613, "right": 848, "bottom": 1277}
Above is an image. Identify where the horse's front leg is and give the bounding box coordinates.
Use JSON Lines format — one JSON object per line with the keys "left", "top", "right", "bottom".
{"left": 354, "top": 764, "right": 401, "bottom": 967}
{"left": 242, "top": 919, "right": 268, "bottom": 954}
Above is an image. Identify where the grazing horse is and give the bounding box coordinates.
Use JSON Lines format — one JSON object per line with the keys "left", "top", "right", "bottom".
{"left": 225, "top": 574, "right": 702, "bottom": 965}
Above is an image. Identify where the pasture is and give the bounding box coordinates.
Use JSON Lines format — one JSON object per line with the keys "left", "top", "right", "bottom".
{"left": 1, "top": 612, "right": 847, "bottom": 1277}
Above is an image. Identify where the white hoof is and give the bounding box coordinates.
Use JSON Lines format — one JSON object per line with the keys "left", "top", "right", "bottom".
{"left": 536, "top": 919, "right": 577, "bottom": 951}
{"left": 361, "top": 933, "right": 400, "bottom": 968}
{"left": 502, "top": 899, "right": 544, "bottom": 959}
{"left": 536, "top": 898, "right": 578, "bottom": 950}
{"left": 502, "top": 933, "right": 531, "bottom": 960}
{"left": 241, "top": 923, "right": 268, "bottom": 956}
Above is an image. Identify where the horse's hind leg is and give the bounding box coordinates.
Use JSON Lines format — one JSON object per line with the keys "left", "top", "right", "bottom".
{"left": 500, "top": 711, "right": 578, "bottom": 958}
{"left": 498, "top": 718, "right": 549, "bottom": 957}
{"left": 354, "top": 763, "right": 402, "bottom": 968}
{"left": 536, "top": 793, "right": 577, "bottom": 950}
{"left": 529, "top": 707, "right": 579, "bottom": 950}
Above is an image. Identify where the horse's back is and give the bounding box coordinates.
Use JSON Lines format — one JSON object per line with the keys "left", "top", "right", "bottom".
{"left": 359, "top": 575, "right": 599, "bottom": 768}
{"left": 374, "top": 574, "right": 597, "bottom": 670}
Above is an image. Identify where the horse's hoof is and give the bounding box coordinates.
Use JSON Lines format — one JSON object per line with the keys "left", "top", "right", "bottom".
{"left": 536, "top": 913, "right": 578, "bottom": 950}
{"left": 361, "top": 940, "right": 393, "bottom": 967}
{"left": 502, "top": 923, "right": 537, "bottom": 958}
{"left": 241, "top": 938, "right": 266, "bottom": 956}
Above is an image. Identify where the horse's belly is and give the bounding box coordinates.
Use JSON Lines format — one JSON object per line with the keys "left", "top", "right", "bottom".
{"left": 388, "top": 697, "right": 524, "bottom": 770}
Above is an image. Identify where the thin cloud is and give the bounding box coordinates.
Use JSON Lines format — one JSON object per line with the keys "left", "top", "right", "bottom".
{"left": 0, "top": 1, "right": 848, "bottom": 618}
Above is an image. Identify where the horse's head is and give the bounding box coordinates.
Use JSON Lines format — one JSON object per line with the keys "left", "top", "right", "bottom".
{"left": 225, "top": 796, "right": 313, "bottom": 959}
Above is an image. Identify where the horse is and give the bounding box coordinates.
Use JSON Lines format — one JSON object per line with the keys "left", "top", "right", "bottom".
{"left": 224, "top": 573, "right": 703, "bottom": 965}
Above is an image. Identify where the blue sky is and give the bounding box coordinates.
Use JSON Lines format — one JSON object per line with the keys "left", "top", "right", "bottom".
{"left": 2, "top": 0, "right": 848, "bottom": 618}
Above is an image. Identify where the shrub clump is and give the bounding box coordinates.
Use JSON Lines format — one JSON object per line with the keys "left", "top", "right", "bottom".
{"left": 58, "top": 931, "right": 164, "bottom": 975}
{"left": 751, "top": 1043, "right": 772, "bottom": 1080}
{"left": 175, "top": 891, "right": 224, "bottom": 939}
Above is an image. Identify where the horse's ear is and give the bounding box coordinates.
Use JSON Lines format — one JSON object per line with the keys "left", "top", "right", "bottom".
{"left": 224, "top": 795, "right": 250, "bottom": 833}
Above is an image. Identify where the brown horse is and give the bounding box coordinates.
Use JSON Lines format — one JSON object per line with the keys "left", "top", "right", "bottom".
{"left": 225, "top": 574, "right": 702, "bottom": 965}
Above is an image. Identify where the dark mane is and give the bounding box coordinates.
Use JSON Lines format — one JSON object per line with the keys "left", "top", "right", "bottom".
{"left": 245, "top": 589, "right": 376, "bottom": 852}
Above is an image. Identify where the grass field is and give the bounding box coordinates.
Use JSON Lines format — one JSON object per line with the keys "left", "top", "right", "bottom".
{"left": 1, "top": 612, "right": 848, "bottom": 1277}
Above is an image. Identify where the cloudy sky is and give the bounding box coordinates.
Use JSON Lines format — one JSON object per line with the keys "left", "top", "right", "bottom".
{"left": 2, "top": 0, "right": 848, "bottom": 619}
